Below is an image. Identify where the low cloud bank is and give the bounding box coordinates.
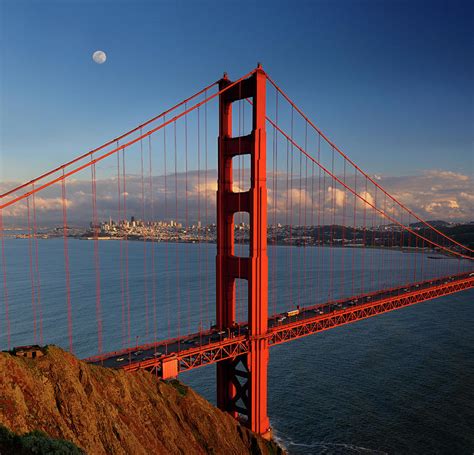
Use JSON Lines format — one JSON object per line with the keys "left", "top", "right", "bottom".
{"left": 1, "top": 169, "right": 472, "bottom": 226}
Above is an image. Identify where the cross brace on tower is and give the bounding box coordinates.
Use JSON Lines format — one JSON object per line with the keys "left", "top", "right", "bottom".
{"left": 216, "top": 64, "right": 271, "bottom": 438}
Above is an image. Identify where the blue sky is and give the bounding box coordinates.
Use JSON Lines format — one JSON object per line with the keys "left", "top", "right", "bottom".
{"left": 1, "top": 0, "right": 472, "bottom": 182}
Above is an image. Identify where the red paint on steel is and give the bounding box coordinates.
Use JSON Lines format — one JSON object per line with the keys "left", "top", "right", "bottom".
{"left": 0, "top": 211, "right": 10, "bottom": 349}
{"left": 0, "top": 71, "right": 256, "bottom": 211}
{"left": 260, "top": 110, "right": 473, "bottom": 261}
{"left": 140, "top": 133, "right": 149, "bottom": 340}
{"left": 26, "top": 198, "right": 37, "bottom": 343}
{"left": 216, "top": 66, "right": 270, "bottom": 436}
{"left": 91, "top": 160, "right": 103, "bottom": 353}
{"left": 269, "top": 277, "right": 474, "bottom": 345}
{"left": 32, "top": 188, "right": 43, "bottom": 344}
{"left": 61, "top": 173, "right": 73, "bottom": 353}
{"left": 111, "top": 275, "right": 474, "bottom": 376}
{"left": 0, "top": 81, "right": 218, "bottom": 201}
{"left": 264, "top": 74, "right": 474, "bottom": 255}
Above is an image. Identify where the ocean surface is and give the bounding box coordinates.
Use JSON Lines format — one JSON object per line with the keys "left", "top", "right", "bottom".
{"left": 1, "top": 238, "right": 473, "bottom": 454}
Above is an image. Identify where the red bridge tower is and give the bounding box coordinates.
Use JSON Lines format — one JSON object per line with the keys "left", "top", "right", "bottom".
{"left": 216, "top": 65, "right": 270, "bottom": 438}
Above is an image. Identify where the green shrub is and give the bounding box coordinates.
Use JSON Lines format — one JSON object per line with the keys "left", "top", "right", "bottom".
{"left": 0, "top": 424, "right": 84, "bottom": 454}
{"left": 168, "top": 379, "right": 188, "bottom": 396}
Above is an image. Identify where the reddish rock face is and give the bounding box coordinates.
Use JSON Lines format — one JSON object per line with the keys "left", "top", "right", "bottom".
{"left": 0, "top": 346, "right": 283, "bottom": 455}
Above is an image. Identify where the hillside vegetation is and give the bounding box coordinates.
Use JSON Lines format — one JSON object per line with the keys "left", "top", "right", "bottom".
{"left": 0, "top": 346, "right": 283, "bottom": 455}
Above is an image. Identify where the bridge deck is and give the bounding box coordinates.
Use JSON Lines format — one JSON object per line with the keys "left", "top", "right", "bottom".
{"left": 86, "top": 272, "right": 474, "bottom": 377}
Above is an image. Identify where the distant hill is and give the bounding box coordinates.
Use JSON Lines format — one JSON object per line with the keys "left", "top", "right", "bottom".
{"left": 409, "top": 220, "right": 451, "bottom": 228}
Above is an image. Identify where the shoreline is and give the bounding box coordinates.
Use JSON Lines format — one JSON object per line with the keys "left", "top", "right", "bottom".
{"left": 8, "top": 234, "right": 466, "bottom": 258}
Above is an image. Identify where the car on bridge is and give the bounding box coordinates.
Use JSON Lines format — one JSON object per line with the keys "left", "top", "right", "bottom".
{"left": 286, "top": 309, "right": 300, "bottom": 317}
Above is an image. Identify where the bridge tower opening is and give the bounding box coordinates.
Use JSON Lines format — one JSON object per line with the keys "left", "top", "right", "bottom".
{"left": 216, "top": 65, "right": 270, "bottom": 438}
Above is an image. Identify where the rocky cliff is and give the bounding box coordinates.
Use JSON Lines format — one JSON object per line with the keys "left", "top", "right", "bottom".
{"left": 0, "top": 346, "right": 283, "bottom": 455}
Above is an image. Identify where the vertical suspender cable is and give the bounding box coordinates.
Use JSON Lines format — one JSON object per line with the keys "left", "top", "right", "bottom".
{"left": 321, "top": 157, "right": 327, "bottom": 299}
{"left": 413, "top": 217, "right": 418, "bottom": 282}
{"left": 370, "top": 188, "right": 377, "bottom": 292}
{"left": 310, "top": 159, "right": 315, "bottom": 304}
{"left": 289, "top": 108, "right": 294, "bottom": 309}
{"left": 184, "top": 103, "right": 191, "bottom": 336}
{"left": 197, "top": 108, "right": 202, "bottom": 340}
{"left": 390, "top": 208, "right": 396, "bottom": 290}
{"left": 361, "top": 177, "right": 367, "bottom": 295}
{"left": 352, "top": 170, "right": 357, "bottom": 297}
{"left": 398, "top": 209, "right": 403, "bottom": 291}
{"left": 26, "top": 198, "right": 37, "bottom": 342}
{"left": 140, "top": 132, "right": 149, "bottom": 340}
{"left": 91, "top": 159, "right": 102, "bottom": 353}
{"left": 174, "top": 120, "right": 181, "bottom": 349}
{"left": 329, "top": 147, "right": 335, "bottom": 302}
{"left": 204, "top": 91, "right": 210, "bottom": 331}
{"left": 303, "top": 136, "right": 308, "bottom": 306}
{"left": 381, "top": 194, "right": 387, "bottom": 288}
{"left": 0, "top": 210, "right": 10, "bottom": 349}
{"left": 163, "top": 116, "right": 170, "bottom": 346}
{"left": 317, "top": 134, "right": 322, "bottom": 303}
{"left": 285, "top": 138, "right": 290, "bottom": 305}
{"left": 341, "top": 160, "right": 347, "bottom": 297}
{"left": 297, "top": 124, "right": 303, "bottom": 307}
{"left": 62, "top": 172, "right": 73, "bottom": 352}
{"left": 122, "top": 148, "right": 130, "bottom": 346}
{"left": 148, "top": 135, "right": 157, "bottom": 343}
{"left": 272, "top": 91, "right": 279, "bottom": 316}
{"left": 32, "top": 185, "right": 43, "bottom": 343}
{"left": 117, "top": 142, "right": 126, "bottom": 347}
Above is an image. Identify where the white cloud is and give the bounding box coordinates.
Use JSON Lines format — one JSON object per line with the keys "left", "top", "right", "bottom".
{"left": 382, "top": 170, "right": 473, "bottom": 221}
{"left": 1, "top": 168, "right": 472, "bottom": 226}
{"left": 328, "top": 186, "right": 346, "bottom": 208}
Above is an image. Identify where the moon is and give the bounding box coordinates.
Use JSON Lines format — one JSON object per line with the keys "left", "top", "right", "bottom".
{"left": 92, "top": 50, "right": 107, "bottom": 64}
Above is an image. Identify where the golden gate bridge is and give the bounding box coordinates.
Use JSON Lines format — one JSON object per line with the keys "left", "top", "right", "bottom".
{"left": 1, "top": 65, "right": 473, "bottom": 438}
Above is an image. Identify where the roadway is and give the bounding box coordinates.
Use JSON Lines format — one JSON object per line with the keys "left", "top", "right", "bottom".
{"left": 87, "top": 270, "right": 474, "bottom": 372}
